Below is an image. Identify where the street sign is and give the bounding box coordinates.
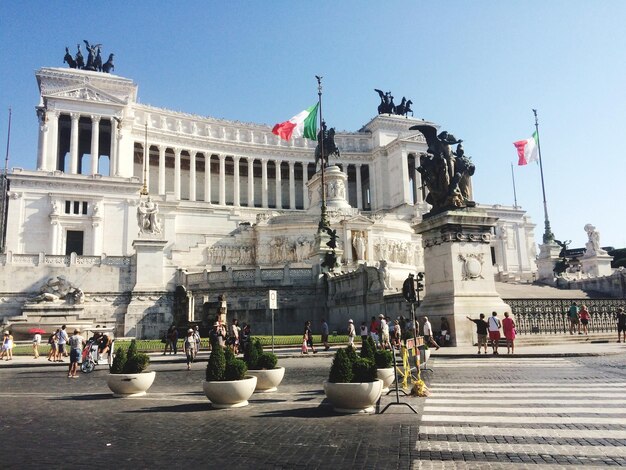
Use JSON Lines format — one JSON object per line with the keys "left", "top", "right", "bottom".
{"left": 268, "top": 290, "right": 277, "bottom": 310}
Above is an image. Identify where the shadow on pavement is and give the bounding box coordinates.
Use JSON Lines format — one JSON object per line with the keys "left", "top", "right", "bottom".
{"left": 51, "top": 393, "right": 114, "bottom": 401}
{"left": 251, "top": 404, "right": 336, "bottom": 419}
{"left": 124, "top": 402, "right": 211, "bottom": 413}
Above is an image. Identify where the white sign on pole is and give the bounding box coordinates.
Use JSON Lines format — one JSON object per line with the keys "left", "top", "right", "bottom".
{"left": 268, "top": 290, "right": 278, "bottom": 310}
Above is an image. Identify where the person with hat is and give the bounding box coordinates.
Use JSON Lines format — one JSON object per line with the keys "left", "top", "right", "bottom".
{"left": 347, "top": 319, "right": 356, "bottom": 348}
{"left": 68, "top": 328, "right": 85, "bottom": 378}
{"left": 184, "top": 328, "right": 197, "bottom": 370}
{"left": 379, "top": 314, "right": 391, "bottom": 350}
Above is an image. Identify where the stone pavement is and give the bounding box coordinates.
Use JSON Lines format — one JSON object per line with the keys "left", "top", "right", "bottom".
{"left": 1, "top": 344, "right": 625, "bottom": 469}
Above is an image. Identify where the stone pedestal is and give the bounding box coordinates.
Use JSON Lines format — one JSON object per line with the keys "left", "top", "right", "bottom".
{"left": 132, "top": 238, "right": 168, "bottom": 291}
{"left": 306, "top": 165, "right": 351, "bottom": 213}
{"left": 413, "top": 209, "right": 510, "bottom": 347}
{"left": 581, "top": 254, "right": 614, "bottom": 277}
{"left": 536, "top": 242, "right": 561, "bottom": 284}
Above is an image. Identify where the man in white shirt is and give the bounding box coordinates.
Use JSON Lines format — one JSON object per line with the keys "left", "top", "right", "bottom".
{"left": 379, "top": 314, "right": 391, "bottom": 350}
{"left": 57, "top": 325, "right": 69, "bottom": 361}
{"left": 488, "top": 311, "right": 502, "bottom": 355}
{"left": 422, "top": 317, "right": 440, "bottom": 350}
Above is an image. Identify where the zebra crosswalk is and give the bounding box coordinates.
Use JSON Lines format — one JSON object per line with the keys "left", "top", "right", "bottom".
{"left": 417, "top": 357, "right": 626, "bottom": 467}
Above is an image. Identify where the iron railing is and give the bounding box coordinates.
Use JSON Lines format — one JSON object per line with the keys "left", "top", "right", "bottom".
{"left": 505, "top": 298, "right": 624, "bottom": 335}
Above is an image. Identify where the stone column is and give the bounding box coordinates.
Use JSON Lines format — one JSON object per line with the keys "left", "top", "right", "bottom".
{"left": 414, "top": 165, "right": 423, "bottom": 203}
{"left": 401, "top": 150, "right": 411, "bottom": 205}
{"left": 174, "top": 148, "right": 181, "bottom": 200}
{"left": 47, "top": 111, "right": 60, "bottom": 171}
{"left": 218, "top": 154, "right": 226, "bottom": 205}
{"left": 261, "top": 159, "right": 268, "bottom": 208}
{"left": 204, "top": 154, "right": 211, "bottom": 203}
{"left": 90, "top": 115, "right": 101, "bottom": 175}
{"left": 110, "top": 118, "right": 118, "bottom": 176}
{"left": 158, "top": 146, "right": 166, "bottom": 195}
{"left": 275, "top": 160, "right": 282, "bottom": 209}
{"left": 288, "top": 161, "right": 295, "bottom": 209}
{"left": 70, "top": 113, "right": 80, "bottom": 174}
{"left": 50, "top": 221, "right": 60, "bottom": 254}
{"left": 356, "top": 163, "right": 363, "bottom": 210}
{"left": 233, "top": 156, "right": 240, "bottom": 206}
{"left": 189, "top": 151, "right": 197, "bottom": 201}
{"left": 302, "top": 163, "right": 309, "bottom": 210}
{"left": 36, "top": 111, "right": 48, "bottom": 170}
{"left": 247, "top": 158, "right": 255, "bottom": 207}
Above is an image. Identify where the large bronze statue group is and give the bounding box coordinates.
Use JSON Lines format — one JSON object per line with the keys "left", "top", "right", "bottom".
{"left": 63, "top": 40, "right": 114, "bottom": 73}
{"left": 314, "top": 120, "right": 340, "bottom": 170}
{"left": 374, "top": 89, "right": 413, "bottom": 117}
{"left": 409, "top": 124, "right": 476, "bottom": 215}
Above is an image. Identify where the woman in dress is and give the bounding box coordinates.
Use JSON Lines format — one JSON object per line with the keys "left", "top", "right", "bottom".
{"left": 502, "top": 312, "right": 516, "bottom": 355}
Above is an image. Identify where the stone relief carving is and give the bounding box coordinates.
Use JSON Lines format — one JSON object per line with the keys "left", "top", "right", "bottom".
{"left": 208, "top": 244, "right": 256, "bottom": 266}
{"left": 373, "top": 238, "right": 421, "bottom": 265}
{"left": 459, "top": 253, "right": 485, "bottom": 280}
{"left": 423, "top": 230, "right": 491, "bottom": 247}
{"left": 27, "top": 276, "right": 84, "bottom": 304}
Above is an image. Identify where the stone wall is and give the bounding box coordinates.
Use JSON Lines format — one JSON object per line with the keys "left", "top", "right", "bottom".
{"left": 567, "top": 268, "right": 626, "bottom": 299}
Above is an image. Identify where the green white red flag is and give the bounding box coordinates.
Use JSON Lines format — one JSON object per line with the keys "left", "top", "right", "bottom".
{"left": 513, "top": 131, "right": 539, "bottom": 165}
{"left": 272, "top": 103, "right": 319, "bottom": 141}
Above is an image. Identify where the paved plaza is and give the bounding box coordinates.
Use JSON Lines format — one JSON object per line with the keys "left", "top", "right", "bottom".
{"left": 1, "top": 344, "right": 625, "bottom": 469}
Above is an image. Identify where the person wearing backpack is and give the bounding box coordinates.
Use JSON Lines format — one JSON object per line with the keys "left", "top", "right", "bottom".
{"left": 488, "top": 312, "right": 502, "bottom": 355}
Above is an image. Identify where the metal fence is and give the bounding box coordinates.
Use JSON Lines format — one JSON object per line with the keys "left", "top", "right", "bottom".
{"left": 505, "top": 298, "right": 624, "bottom": 335}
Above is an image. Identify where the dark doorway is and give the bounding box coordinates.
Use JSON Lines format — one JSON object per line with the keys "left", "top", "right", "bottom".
{"left": 66, "top": 230, "right": 84, "bottom": 255}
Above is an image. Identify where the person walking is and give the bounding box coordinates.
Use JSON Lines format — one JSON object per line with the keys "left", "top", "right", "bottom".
{"left": 184, "top": 329, "right": 196, "bottom": 370}
{"left": 422, "top": 317, "right": 440, "bottom": 350}
{"left": 360, "top": 321, "right": 368, "bottom": 344}
{"left": 617, "top": 307, "right": 626, "bottom": 343}
{"left": 488, "top": 312, "right": 502, "bottom": 355}
{"left": 392, "top": 319, "right": 401, "bottom": 348}
{"left": 302, "top": 320, "right": 317, "bottom": 354}
{"left": 57, "top": 325, "right": 69, "bottom": 362}
{"left": 168, "top": 325, "right": 179, "bottom": 354}
{"left": 467, "top": 314, "right": 489, "bottom": 354}
{"left": 67, "top": 328, "right": 85, "bottom": 378}
{"left": 369, "top": 316, "right": 380, "bottom": 347}
{"left": 193, "top": 326, "right": 201, "bottom": 353}
{"left": 579, "top": 305, "right": 590, "bottom": 335}
{"left": 32, "top": 332, "right": 41, "bottom": 359}
{"left": 321, "top": 319, "right": 330, "bottom": 351}
{"left": 502, "top": 312, "right": 516, "bottom": 355}
{"left": 379, "top": 314, "right": 391, "bottom": 350}
{"left": 347, "top": 319, "right": 356, "bottom": 348}
{"left": 1, "top": 331, "right": 12, "bottom": 361}
{"left": 229, "top": 319, "right": 240, "bottom": 354}
{"left": 568, "top": 302, "right": 580, "bottom": 335}
{"left": 47, "top": 330, "right": 59, "bottom": 361}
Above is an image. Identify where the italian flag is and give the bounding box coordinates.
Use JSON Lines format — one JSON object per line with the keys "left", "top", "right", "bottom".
{"left": 272, "top": 103, "right": 319, "bottom": 141}
{"left": 513, "top": 131, "right": 539, "bottom": 165}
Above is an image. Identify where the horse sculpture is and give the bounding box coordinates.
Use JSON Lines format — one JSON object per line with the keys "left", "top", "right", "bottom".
{"left": 395, "top": 98, "right": 413, "bottom": 117}
{"left": 375, "top": 89, "right": 396, "bottom": 114}
{"left": 94, "top": 47, "right": 103, "bottom": 72}
{"left": 75, "top": 44, "right": 84, "bottom": 68}
{"left": 63, "top": 47, "right": 76, "bottom": 68}
{"left": 102, "top": 54, "right": 115, "bottom": 73}
{"left": 314, "top": 124, "right": 341, "bottom": 170}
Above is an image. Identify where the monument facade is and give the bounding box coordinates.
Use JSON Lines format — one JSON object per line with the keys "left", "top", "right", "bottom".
{"left": 0, "top": 63, "right": 537, "bottom": 338}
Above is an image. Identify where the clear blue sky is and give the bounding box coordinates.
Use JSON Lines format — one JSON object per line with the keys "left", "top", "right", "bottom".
{"left": 1, "top": 0, "right": 624, "bottom": 249}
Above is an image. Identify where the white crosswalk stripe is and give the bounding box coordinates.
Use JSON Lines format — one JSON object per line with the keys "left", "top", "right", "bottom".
{"left": 417, "top": 357, "right": 626, "bottom": 466}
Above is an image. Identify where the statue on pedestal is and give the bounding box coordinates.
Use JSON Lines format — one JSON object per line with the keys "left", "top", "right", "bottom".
{"left": 409, "top": 124, "right": 476, "bottom": 214}
{"left": 137, "top": 196, "right": 162, "bottom": 235}
{"left": 584, "top": 224, "right": 606, "bottom": 256}
{"left": 314, "top": 120, "right": 340, "bottom": 170}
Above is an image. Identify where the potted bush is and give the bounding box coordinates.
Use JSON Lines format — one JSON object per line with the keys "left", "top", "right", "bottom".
{"left": 202, "top": 346, "right": 257, "bottom": 408}
{"left": 323, "top": 347, "right": 383, "bottom": 414}
{"left": 243, "top": 338, "right": 285, "bottom": 393}
{"left": 106, "top": 340, "right": 155, "bottom": 398}
{"left": 361, "top": 337, "right": 395, "bottom": 392}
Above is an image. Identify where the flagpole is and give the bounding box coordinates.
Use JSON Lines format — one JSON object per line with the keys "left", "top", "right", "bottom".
{"left": 316, "top": 75, "right": 329, "bottom": 228}
{"left": 510, "top": 162, "right": 518, "bottom": 209}
{"left": 533, "top": 109, "right": 554, "bottom": 243}
{"left": 140, "top": 122, "right": 149, "bottom": 196}
{"left": 1, "top": 107, "right": 12, "bottom": 253}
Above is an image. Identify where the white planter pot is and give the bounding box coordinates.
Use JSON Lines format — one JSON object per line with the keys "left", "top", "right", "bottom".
{"left": 202, "top": 376, "right": 257, "bottom": 408}
{"left": 376, "top": 367, "right": 395, "bottom": 393}
{"left": 106, "top": 371, "right": 156, "bottom": 398}
{"left": 419, "top": 347, "right": 431, "bottom": 364}
{"left": 247, "top": 366, "right": 285, "bottom": 393}
{"left": 323, "top": 379, "right": 383, "bottom": 414}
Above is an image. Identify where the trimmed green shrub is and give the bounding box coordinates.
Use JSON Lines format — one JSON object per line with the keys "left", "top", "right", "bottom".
{"left": 224, "top": 358, "right": 248, "bottom": 381}
{"left": 374, "top": 349, "right": 394, "bottom": 369}
{"left": 328, "top": 348, "right": 354, "bottom": 383}
{"left": 224, "top": 347, "right": 235, "bottom": 364}
{"left": 360, "top": 336, "right": 376, "bottom": 362}
{"left": 124, "top": 352, "right": 150, "bottom": 374}
{"left": 345, "top": 345, "right": 359, "bottom": 363}
{"left": 256, "top": 352, "right": 278, "bottom": 370}
{"left": 352, "top": 357, "right": 377, "bottom": 383}
{"left": 110, "top": 347, "right": 127, "bottom": 374}
{"left": 206, "top": 346, "right": 226, "bottom": 381}
{"left": 127, "top": 339, "right": 138, "bottom": 358}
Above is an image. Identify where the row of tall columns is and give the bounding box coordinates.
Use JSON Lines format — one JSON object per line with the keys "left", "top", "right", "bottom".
{"left": 144, "top": 144, "right": 369, "bottom": 209}
{"left": 39, "top": 112, "right": 119, "bottom": 175}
